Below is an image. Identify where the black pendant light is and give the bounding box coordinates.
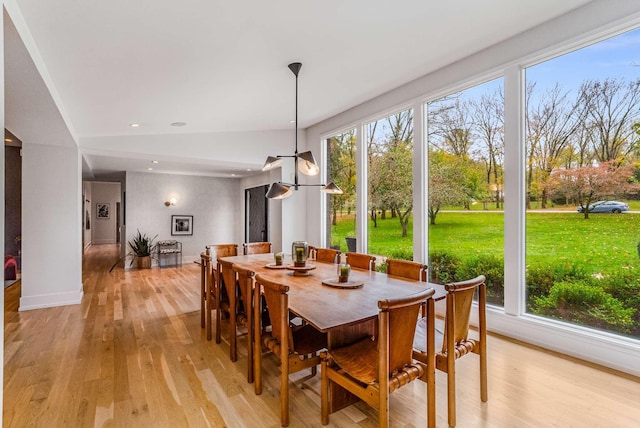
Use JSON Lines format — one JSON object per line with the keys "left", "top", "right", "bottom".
{"left": 263, "top": 62, "right": 343, "bottom": 199}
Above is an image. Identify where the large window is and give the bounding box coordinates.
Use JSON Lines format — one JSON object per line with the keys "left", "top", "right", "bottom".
{"left": 326, "top": 130, "right": 357, "bottom": 252}
{"left": 365, "top": 109, "right": 414, "bottom": 262}
{"left": 525, "top": 29, "right": 640, "bottom": 339}
{"left": 426, "top": 79, "right": 505, "bottom": 306}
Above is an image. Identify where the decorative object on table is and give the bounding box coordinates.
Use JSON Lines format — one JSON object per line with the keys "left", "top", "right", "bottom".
{"left": 286, "top": 264, "right": 316, "bottom": 277}
{"left": 262, "top": 62, "right": 343, "bottom": 199}
{"left": 291, "top": 241, "right": 308, "bottom": 267}
{"left": 171, "top": 215, "right": 193, "bottom": 236}
{"left": 274, "top": 252, "right": 284, "bottom": 266}
{"left": 321, "top": 278, "right": 364, "bottom": 289}
{"left": 128, "top": 229, "right": 158, "bottom": 268}
{"left": 337, "top": 263, "right": 351, "bottom": 283}
{"left": 96, "top": 203, "right": 110, "bottom": 219}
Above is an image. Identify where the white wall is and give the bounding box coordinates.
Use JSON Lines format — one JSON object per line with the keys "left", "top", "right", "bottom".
{"left": 21, "top": 142, "right": 83, "bottom": 310}
{"left": 125, "top": 171, "right": 241, "bottom": 264}
{"left": 90, "top": 182, "right": 121, "bottom": 244}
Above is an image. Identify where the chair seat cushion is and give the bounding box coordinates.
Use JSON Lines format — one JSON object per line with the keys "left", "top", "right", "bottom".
{"left": 292, "top": 324, "right": 327, "bottom": 355}
{"left": 328, "top": 337, "right": 378, "bottom": 384}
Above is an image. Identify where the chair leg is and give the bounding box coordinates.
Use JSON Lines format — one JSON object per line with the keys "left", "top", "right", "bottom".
{"left": 281, "top": 359, "right": 289, "bottom": 426}
{"left": 480, "top": 346, "right": 488, "bottom": 402}
{"left": 215, "top": 270, "right": 222, "bottom": 344}
{"left": 200, "top": 263, "right": 206, "bottom": 328}
{"left": 320, "top": 357, "right": 329, "bottom": 425}
{"left": 447, "top": 364, "right": 456, "bottom": 427}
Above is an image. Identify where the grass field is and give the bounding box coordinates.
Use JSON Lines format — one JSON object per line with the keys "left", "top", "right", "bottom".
{"left": 330, "top": 210, "right": 640, "bottom": 274}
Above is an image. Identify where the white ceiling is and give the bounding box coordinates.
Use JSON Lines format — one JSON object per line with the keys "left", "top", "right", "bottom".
{"left": 4, "top": 0, "right": 595, "bottom": 178}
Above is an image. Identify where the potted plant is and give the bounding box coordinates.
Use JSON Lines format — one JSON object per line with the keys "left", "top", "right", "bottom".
{"left": 128, "top": 230, "right": 158, "bottom": 268}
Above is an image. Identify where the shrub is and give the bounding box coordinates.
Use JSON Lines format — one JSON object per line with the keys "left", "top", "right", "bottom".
{"left": 533, "top": 281, "right": 636, "bottom": 333}
{"left": 526, "top": 263, "right": 589, "bottom": 302}
{"left": 455, "top": 255, "right": 504, "bottom": 305}
{"left": 428, "top": 251, "right": 461, "bottom": 284}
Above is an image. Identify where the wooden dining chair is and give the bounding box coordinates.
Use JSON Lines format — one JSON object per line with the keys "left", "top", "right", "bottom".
{"left": 345, "top": 252, "right": 376, "bottom": 271}
{"left": 231, "top": 263, "right": 256, "bottom": 383}
{"left": 204, "top": 244, "right": 238, "bottom": 341}
{"left": 413, "top": 275, "right": 487, "bottom": 428}
{"left": 243, "top": 241, "right": 272, "bottom": 255}
{"left": 320, "top": 288, "right": 436, "bottom": 428}
{"left": 309, "top": 246, "right": 340, "bottom": 263}
{"left": 385, "top": 258, "right": 427, "bottom": 281}
{"left": 198, "top": 252, "right": 211, "bottom": 329}
{"left": 254, "top": 274, "right": 327, "bottom": 427}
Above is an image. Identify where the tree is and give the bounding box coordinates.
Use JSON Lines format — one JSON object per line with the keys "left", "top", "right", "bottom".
{"left": 471, "top": 88, "right": 504, "bottom": 208}
{"left": 428, "top": 150, "right": 469, "bottom": 224}
{"left": 327, "top": 131, "right": 356, "bottom": 225}
{"left": 526, "top": 83, "right": 586, "bottom": 208}
{"left": 546, "top": 162, "right": 638, "bottom": 219}
{"left": 580, "top": 78, "right": 640, "bottom": 162}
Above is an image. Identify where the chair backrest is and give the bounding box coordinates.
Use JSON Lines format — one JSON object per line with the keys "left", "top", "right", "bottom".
{"left": 256, "top": 274, "right": 294, "bottom": 351}
{"left": 232, "top": 264, "right": 254, "bottom": 316}
{"left": 385, "top": 259, "right": 427, "bottom": 282}
{"left": 206, "top": 244, "right": 238, "bottom": 259}
{"left": 310, "top": 246, "right": 340, "bottom": 264}
{"left": 379, "top": 288, "right": 435, "bottom": 380}
{"left": 243, "top": 242, "right": 272, "bottom": 255}
{"left": 345, "top": 252, "right": 376, "bottom": 271}
{"left": 442, "top": 275, "right": 486, "bottom": 353}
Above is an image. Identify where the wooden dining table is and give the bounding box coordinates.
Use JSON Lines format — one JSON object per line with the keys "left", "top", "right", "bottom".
{"left": 218, "top": 252, "right": 446, "bottom": 414}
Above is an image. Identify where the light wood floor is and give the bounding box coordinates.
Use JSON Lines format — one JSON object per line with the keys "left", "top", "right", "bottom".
{"left": 4, "top": 244, "right": 639, "bottom": 427}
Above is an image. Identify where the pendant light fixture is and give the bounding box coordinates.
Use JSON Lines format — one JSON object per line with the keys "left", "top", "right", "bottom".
{"left": 263, "top": 62, "right": 343, "bottom": 199}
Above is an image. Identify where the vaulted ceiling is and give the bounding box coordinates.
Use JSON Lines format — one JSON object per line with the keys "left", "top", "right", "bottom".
{"left": 4, "top": 0, "right": 595, "bottom": 178}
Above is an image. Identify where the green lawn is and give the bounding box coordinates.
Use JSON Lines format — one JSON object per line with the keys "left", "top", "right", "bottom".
{"left": 331, "top": 210, "right": 640, "bottom": 274}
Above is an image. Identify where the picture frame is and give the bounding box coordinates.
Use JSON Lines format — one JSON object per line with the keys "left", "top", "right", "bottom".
{"left": 96, "top": 203, "right": 110, "bottom": 219}
{"left": 171, "top": 215, "right": 193, "bottom": 236}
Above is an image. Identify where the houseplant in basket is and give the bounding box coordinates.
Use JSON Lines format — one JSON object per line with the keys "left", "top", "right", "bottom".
{"left": 128, "top": 229, "right": 158, "bottom": 268}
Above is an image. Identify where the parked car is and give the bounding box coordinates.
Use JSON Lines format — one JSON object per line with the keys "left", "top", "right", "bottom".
{"left": 576, "top": 201, "right": 629, "bottom": 214}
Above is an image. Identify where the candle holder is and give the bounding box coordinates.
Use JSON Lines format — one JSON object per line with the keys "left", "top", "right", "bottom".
{"left": 274, "top": 252, "right": 284, "bottom": 266}
{"left": 337, "top": 263, "right": 351, "bottom": 283}
{"left": 291, "top": 241, "right": 308, "bottom": 267}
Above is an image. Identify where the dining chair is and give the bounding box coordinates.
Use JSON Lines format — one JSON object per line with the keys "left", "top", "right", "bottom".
{"left": 320, "top": 288, "right": 436, "bottom": 428}
{"left": 198, "top": 252, "right": 210, "bottom": 329}
{"left": 309, "top": 246, "right": 340, "bottom": 263}
{"left": 254, "top": 274, "right": 327, "bottom": 427}
{"left": 413, "top": 275, "right": 487, "bottom": 428}
{"left": 231, "top": 263, "right": 256, "bottom": 383}
{"left": 243, "top": 241, "right": 272, "bottom": 255}
{"left": 204, "top": 244, "right": 238, "bottom": 341}
{"left": 345, "top": 252, "right": 376, "bottom": 271}
{"left": 385, "top": 258, "right": 427, "bottom": 281}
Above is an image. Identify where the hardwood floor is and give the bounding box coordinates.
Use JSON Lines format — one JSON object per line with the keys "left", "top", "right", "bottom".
{"left": 4, "top": 244, "right": 639, "bottom": 427}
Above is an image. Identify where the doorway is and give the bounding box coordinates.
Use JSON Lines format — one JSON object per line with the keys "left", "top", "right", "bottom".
{"left": 245, "top": 185, "right": 269, "bottom": 242}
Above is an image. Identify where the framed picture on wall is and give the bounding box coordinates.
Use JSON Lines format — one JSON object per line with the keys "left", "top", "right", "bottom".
{"left": 171, "top": 215, "right": 193, "bottom": 236}
{"left": 97, "top": 203, "right": 110, "bottom": 219}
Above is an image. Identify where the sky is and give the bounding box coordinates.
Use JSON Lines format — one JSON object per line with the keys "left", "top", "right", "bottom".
{"left": 452, "top": 26, "right": 640, "bottom": 102}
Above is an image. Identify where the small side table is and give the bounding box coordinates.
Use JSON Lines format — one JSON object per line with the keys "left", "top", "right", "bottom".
{"left": 157, "top": 240, "right": 182, "bottom": 267}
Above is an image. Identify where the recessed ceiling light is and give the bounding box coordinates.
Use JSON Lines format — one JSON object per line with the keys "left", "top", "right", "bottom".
{"left": 231, "top": 173, "right": 236, "bottom": 177}
{"left": 147, "top": 167, "right": 153, "bottom": 171}
{"left": 171, "top": 122, "right": 187, "bottom": 127}
{"left": 130, "top": 123, "right": 140, "bottom": 127}
{"left": 152, "top": 160, "right": 159, "bottom": 164}
{"left": 246, "top": 168, "right": 252, "bottom": 172}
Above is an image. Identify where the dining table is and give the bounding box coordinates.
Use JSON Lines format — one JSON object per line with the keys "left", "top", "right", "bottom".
{"left": 218, "top": 252, "right": 446, "bottom": 414}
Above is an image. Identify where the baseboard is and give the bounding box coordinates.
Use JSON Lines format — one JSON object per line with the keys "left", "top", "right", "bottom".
{"left": 19, "top": 288, "right": 84, "bottom": 311}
